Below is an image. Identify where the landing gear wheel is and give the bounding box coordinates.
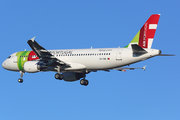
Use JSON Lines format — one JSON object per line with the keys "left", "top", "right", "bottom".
{"left": 59, "top": 74, "right": 63, "bottom": 80}
{"left": 55, "top": 73, "right": 60, "bottom": 79}
{"left": 80, "top": 79, "right": 85, "bottom": 85}
{"left": 55, "top": 73, "right": 63, "bottom": 80}
{"left": 84, "top": 80, "right": 89, "bottom": 86}
{"left": 80, "top": 79, "right": 89, "bottom": 86}
{"left": 18, "top": 78, "right": 23, "bottom": 83}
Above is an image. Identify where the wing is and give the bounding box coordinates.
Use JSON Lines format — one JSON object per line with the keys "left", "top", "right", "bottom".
{"left": 27, "top": 37, "right": 70, "bottom": 67}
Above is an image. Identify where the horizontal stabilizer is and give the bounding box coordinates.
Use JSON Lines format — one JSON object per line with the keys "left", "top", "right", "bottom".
{"left": 131, "top": 44, "right": 147, "bottom": 54}
{"left": 158, "top": 54, "right": 175, "bottom": 56}
{"left": 114, "top": 65, "right": 147, "bottom": 71}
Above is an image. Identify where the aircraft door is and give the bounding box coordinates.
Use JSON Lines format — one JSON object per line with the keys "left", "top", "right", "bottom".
{"left": 116, "top": 49, "right": 123, "bottom": 61}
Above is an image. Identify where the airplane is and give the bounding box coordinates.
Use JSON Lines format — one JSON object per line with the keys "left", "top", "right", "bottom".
{"left": 2, "top": 14, "right": 174, "bottom": 86}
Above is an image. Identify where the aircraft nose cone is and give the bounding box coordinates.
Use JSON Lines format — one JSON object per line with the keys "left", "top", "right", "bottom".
{"left": 2, "top": 60, "right": 7, "bottom": 69}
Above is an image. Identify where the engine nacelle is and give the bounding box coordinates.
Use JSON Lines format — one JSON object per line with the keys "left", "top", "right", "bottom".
{"left": 23, "top": 61, "right": 39, "bottom": 73}
{"left": 24, "top": 61, "right": 47, "bottom": 73}
{"left": 62, "top": 72, "right": 85, "bottom": 81}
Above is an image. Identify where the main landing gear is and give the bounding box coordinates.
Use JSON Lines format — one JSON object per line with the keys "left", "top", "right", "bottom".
{"left": 80, "top": 73, "right": 89, "bottom": 86}
{"left": 54, "top": 66, "right": 63, "bottom": 80}
{"left": 55, "top": 73, "right": 63, "bottom": 80}
{"left": 18, "top": 71, "right": 24, "bottom": 83}
{"left": 80, "top": 79, "right": 89, "bottom": 86}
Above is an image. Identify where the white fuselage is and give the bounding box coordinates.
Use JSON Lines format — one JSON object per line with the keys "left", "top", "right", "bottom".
{"left": 52, "top": 48, "right": 160, "bottom": 70}
{"left": 2, "top": 47, "right": 160, "bottom": 72}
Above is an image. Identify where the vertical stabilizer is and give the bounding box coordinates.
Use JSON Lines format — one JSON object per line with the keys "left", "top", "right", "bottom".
{"left": 125, "top": 14, "right": 160, "bottom": 49}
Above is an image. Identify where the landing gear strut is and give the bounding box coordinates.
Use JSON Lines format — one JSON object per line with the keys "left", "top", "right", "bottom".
{"left": 55, "top": 66, "right": 63, "bottom": 80}
{"left": 18, "top": 71, "right": 24, "bottom": 83}
{"left": 79, "top": 72, "right": 89, "bottom": 86}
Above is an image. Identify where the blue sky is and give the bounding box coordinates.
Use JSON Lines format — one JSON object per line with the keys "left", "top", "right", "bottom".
{"left": 0, "top": 0, "right": 179, "bottom": 120}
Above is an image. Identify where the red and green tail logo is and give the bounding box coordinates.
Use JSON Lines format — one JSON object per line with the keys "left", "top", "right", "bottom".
{"left": 125, "top": 14, "right": 160, "bottom": 48}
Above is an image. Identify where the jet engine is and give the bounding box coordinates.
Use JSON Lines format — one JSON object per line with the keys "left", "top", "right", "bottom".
{"left": 62, "top": 72, "right": 85, "bottom": 81}
{"left": 23, "top": 61, "right": 47, "bottom": 73}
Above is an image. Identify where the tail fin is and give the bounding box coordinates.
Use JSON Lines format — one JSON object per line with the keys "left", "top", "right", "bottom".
{"left": 125, "top": 14, "right": 160, "bottom": 49}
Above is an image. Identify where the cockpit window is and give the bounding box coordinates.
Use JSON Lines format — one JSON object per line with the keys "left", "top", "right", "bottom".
{"left": 7, "top": 56, "right": 11, "bottom": 58}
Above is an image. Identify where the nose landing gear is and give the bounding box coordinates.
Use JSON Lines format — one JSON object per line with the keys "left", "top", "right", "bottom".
{"left": 18, "top": 71, "right": 24, "bottom": 83}
{"left": 18, "top": 78, "right": 23, "bottom": 83}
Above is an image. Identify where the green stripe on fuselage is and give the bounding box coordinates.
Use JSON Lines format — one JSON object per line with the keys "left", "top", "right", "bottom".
{"left": 16, "top": 51, "right": 31, "bottom": 70}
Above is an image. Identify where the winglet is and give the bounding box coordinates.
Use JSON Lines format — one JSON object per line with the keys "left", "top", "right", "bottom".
{"left": 142, "top": 65, "right": 147, "bottom": 71}
{"left": 31, "top": 36, "right": 36, "bottom": 42}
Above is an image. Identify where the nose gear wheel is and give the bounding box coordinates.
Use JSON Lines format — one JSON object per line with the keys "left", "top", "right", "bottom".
{"left": 18, "top": 78, "right": 23, "bottom": 83}
{"left": 18, "top": 71, "right": 25, "bottom": 83}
